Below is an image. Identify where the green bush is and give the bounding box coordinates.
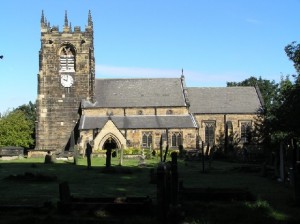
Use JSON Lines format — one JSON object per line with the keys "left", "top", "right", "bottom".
{"left": 151, "top": 149, "right": 179, "bottom": 157}
{"left": 123, "top": 148, "right": 142, "bottom": 155}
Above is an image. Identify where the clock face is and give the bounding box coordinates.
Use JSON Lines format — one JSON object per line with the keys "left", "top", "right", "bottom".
{"left": 61, "top": 74, "right": 74, "bottom": 87}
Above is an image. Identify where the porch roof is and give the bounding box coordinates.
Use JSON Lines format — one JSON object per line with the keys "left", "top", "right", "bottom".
{"left": 79, "top": 115, "right": 197, "bottom": 130}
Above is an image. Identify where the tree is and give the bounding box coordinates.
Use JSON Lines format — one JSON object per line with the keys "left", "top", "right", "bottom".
{"left": 16, "top": 101, "right": 36, "bottom": 124}
{"left": 0, "top": 110, "right": 34, "bottom": 147}
{"left": 15, "top": 101, "right": 36, "bottom": 148}
{"left": 227, "top": 76, "right": 280, "bottom": 149}
{"left": 273, "top": 42, "right": 300, "bottom": 138}
{"left": 285, "top": 41, "right": 300, "bottom": 74}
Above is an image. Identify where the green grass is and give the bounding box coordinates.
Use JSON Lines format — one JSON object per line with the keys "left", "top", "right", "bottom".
{"left": 0, "top": 156, "right": 159, "bottom": 205}
{"left": 0, "top": 156, "right": 299, "bottom": 223}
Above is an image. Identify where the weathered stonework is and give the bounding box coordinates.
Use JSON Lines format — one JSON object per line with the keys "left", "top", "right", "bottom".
{"left": 35, "top": 11, "right": 95, "bottom": 152}
{"left": 194, "top": 114, "right": 258, "bottom": 146}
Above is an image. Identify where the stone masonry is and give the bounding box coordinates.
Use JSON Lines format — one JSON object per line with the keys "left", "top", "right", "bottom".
{"left": 35, "top": 11, "right": 95, "bottom": 152}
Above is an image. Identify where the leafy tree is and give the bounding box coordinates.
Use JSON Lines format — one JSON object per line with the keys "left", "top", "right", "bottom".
{"left": 285, "top": 41, "right": 300, "bottom": 74}
{"left": 15, "top": 101, "right": 36, "bottom": 148}
{"left": 0, "top": 110, "right": 34, "bottom": 147}
{"left": 255, "top": 76, "right": 293, "bottom": 148}
{"left": 16, "top": 101, "right": 36, "bottom": 125}
{"left": 273, "top": 42, "right": 300, "bottom": 139}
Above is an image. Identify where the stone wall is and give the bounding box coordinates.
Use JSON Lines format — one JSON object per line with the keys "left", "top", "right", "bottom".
{"left": 194, "top": 113, "right": 258, "bottom": 146}
{"left": 35, "top": 18, "right": 95, "bottom": 152}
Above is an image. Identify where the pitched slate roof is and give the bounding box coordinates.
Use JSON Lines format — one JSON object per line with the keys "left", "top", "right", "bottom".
{"left": 187, "top": 87, "right": 262, "bottom": 114}
{"left": 82, "top": 78, "right": 186, "bottom": 108}
{"left": 79, "top": 115, "right": 197, "bottom": 130}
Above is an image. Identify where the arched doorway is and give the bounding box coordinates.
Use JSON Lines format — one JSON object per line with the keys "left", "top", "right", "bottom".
{"left": 103, "top": 137, "right": 117, "bottom": 150}
{"left": 102, "top": 137, "right": 117, "bottom": 168}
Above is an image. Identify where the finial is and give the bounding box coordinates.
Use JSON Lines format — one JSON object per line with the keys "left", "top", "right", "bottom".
{"left": 41, "top": 10, "right": 45, "bottom": 24}
{"left": 88, "top": 10, "right": 93, "bottom": 27}
{"left": 181, "top": 68, "right": 184, "bottom": 78}
{"left": 64, "top": 10, "right": 68, "bottom": 27}
{"left": 69, "top": 22, "right": 72, "bottom": 32}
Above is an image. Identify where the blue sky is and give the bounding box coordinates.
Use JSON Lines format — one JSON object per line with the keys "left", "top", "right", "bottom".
{"left": 0, "top": 0, "right": 300, "bottom": 114}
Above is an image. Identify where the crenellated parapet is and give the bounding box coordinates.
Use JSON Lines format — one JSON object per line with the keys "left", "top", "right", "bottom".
{"left": 40, "top": 10, "right": 94, "bottom": 34}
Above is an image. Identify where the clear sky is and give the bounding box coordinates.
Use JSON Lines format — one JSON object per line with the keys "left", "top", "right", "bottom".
{"left": 0, "top": 0, "right": 300, "bottom": 114}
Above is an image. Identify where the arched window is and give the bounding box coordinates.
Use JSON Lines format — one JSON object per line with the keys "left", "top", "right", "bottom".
{"left": 171, "top": 132, "right": 183, "bottom": 147}
{"left": 226, "top": 121, "right": 233, "bottom": 143}
{"left": 59, "top": 45, "right": 75, "bottom": 72}
{"left": 177, "top": 133, "right": 182, "bottom": 146}
{"left": 204, "top": 121, "right": 215, "bottom": 146}
{"left": 171, "top": 134, "right": 177, "bottom": 147}
{"left": 240, "top": 121, "right": 252, "bottom": 143}
{"left": 142, "top": 132, "right": 152, "bottom": 148}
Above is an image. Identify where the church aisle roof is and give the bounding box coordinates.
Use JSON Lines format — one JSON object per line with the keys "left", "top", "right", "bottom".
{"left": 187, "top": 87, "right": 262, "bottom": 114}
{"left": 83, "top": 78, "right": 187, "bottom": 108}
{"left": 79, "top": 115, "right": 197, "bottom": 130}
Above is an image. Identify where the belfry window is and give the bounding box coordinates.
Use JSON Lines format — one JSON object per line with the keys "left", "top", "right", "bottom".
{"left": 142, "top": 132, "right": 152, "bottom": 148}
{"left": 60, "top": 45, "right": 75, "bottom": 72}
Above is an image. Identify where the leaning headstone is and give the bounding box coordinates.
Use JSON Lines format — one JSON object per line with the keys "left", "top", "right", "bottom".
{"left": 44, "top": 151, "right": 54, "bottom": 164}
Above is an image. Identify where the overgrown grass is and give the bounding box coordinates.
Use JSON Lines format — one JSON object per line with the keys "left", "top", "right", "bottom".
{"left": 0, "top": 156, "right": 299, "bottom": 223}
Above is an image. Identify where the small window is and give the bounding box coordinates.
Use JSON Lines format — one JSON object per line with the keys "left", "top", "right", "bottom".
{"left": 142, "top": 132, "right": 152, "bottom": 148}
{"left": 106, "top": 111, "right": 114, "bottom": 116}
{"left": 166, "top": 109, "right": 173, "bottom": 115}
{"left": 226, "top": 121, "right": 233, "bottom": 143}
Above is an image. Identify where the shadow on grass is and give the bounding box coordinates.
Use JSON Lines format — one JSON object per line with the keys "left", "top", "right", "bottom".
{"left": 1, "top": 158, "right": 300, "bottom": 223}
{"left": 0, "top": 158, "right": 158, "bottom": 206}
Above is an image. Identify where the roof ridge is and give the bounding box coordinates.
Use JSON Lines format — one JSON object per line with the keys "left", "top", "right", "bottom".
{"left": 95, "top": 77, "right": 180, "bottom": 81}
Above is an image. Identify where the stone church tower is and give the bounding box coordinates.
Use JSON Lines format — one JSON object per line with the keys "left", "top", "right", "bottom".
{"left": 35, "top": 11, "right": 95, "bottom": 152}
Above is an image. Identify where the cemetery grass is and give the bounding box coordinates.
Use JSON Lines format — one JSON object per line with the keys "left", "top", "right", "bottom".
{"left": 0, "top": 156, "right": 299, "bottom": 223}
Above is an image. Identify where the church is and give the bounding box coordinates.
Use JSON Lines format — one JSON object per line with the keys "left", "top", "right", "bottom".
{"left": 34, "top": 11, "right": 263, "bottom": 155}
